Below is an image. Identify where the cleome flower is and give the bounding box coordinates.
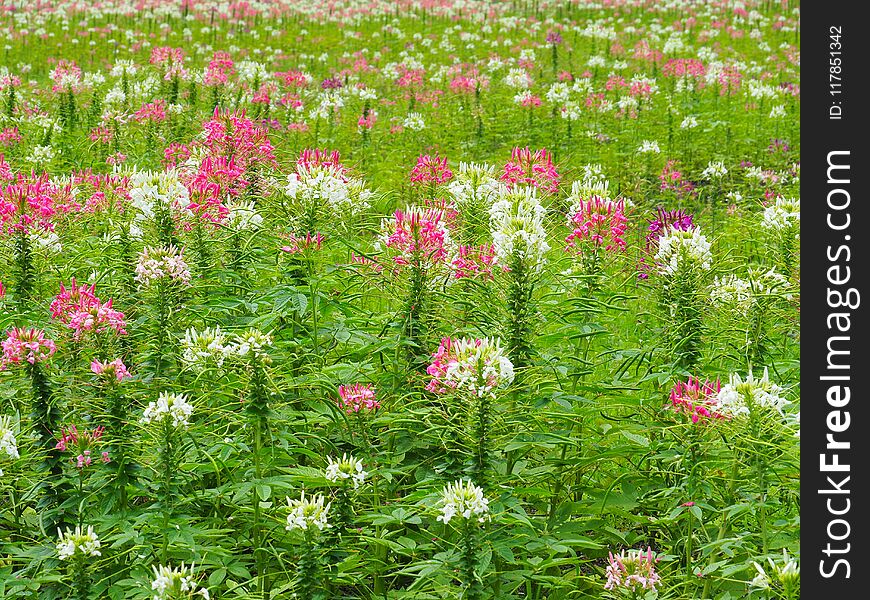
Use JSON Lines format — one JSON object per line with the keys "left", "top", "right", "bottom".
{"left": 376, "top": 204, "right": 455, "bottom": 268}
{"left": 0, "top": 414, "right": 19, "bottom": 475}
{"left": 604, "top": 547, "right": 661, "bottom": 593}
{"left": 489, "top": 185, "right": 550, "bottom": 271}
{"left": 56, "top": 525, "right": 101, "bottom": 560}
{"left": 180, "top": 326, "right": 231, "bottom": 371}
{"left": 653, "top": 225, "right": 712, "bottom": 276}
{"left": 141, "top": 392, "right": 194, "bottom": 428}
{"left": 1, "top": 327, "right": 57, "bottom": 368}
{"left": 760, "top": 196, "right": 800, "bottom": 232}
{"left": 668, "top": 377, "right": 726, "bottom": 424}
{"left": 751, "top": 549, "right": 800, "bottom": 595}
{"left": 55, "top": 424, "right": 110, "bottom": 469}
{"left": 285, "top": 491, "right": 331, "bottom": 532}
{"left": 135, "top": 245, "right": 192, "bottom": 288}
{"left": 325, "top": 453, "right": 368, "bottom": 489}
{"left": 91, "top": 358, "right": 132, "bottom": 382}
{"left": 426, "top": 337, "right": 514, "bottom": 397}
{"left": 436, "top": 479, "right": 490, "bottom": 524}
{"left": 150, "top": 563, "right": 210, "bottom": 600}
{"left": 337, "top": 383, "right": 379, "bottom": 414}
{"left": 715, "top": 367, "right": 790, "bottom": 418}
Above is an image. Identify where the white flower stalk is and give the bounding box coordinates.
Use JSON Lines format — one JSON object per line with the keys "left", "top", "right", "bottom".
{"left": 701, "top": 160, "right": 728, "bottom": 179}
{"left": 135, "top": 245, "right": 192, "bottom": 287}
{"left": 654, "top": 226, "right": 712, "bottom": 275}
{"left": 56, "top": 525, "right": 101, "bottom": 560}
{"left": 489, "top": 185, "right": 550, "bottom": 271}
{"left": 127, "top": 169, "right": 189, "bottom": 223}
{"left": 284, "top": 166, "right": 372, "bottom": 218}
{"left": 150, "top": 563, "right": 210, "bottom": 600}
{"left": 446, "top": 162, "right": 501, "bottom": 209}
{"left": 751, "top": 549, "right": 800, "bottom": 592}
{"left": 325, "top": 453, "right": 368, "bottom": 489}
{"left": 710, "top": 274, "right": 752, "bottom": 313}
{"left": 180, "top": 326, "right": 231, "bottom": 371}
{"left": 429, "top": 337, "right": 515, "bottom": 397}
{"left": 715, "top": 367, "right": 790, "bottom": 418}
{"left": 437, "top": 479, "right": 490, "bottom": 524}
{"left": 760, "top": 196, "right": 800, "bottom": 232}
{"left": 0, "top": 415, "right": 19, "bottom": 470}
{"left": 224, "top": 199, "right": 263, "bottom": 231}
{"left": 637, "top": 140, "right": 661, "bottom": 154}
{"left": 285, "top": 491, "right": 331, "bottom": 532}
{"left": 141, "top": 392, "right": 194, "bottom": 428}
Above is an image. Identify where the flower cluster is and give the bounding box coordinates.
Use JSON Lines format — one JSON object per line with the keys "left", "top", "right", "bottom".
{"left": 337, "top": 383, "right": 379, "bottom": 414}
{"left": 91, "top": 358, "right": 132, "bottom": 382}
{"left": 150, "top": 563, "right": 210, "bottom": 600}
{"left": 710, "top": 268, "right": 790, "bottom": 314}
{"left": 180, "top": 326, "right": 232, "bottom": 371}
{"left": 445, "top": 162, "right": 501, "bottom": 209}
{"left": 426, "top": 337, "right": 514, "bottom": 397}
{"left": 436, "top": 479, "right": 490, "bottom": 524}
{"left": 55, "top": 424, "right": 111, "bottom": 468}
{"left": 451, "top": 244, "right": 496, "bottom": 280}
{"left": 564, "top": 180, "right": 629, "bottom": 254}
{"left": 325, "top": 453, "right": 368, "bottom": 489}
{"left": 127, "top": 169, "right": 189, "bottom": 226}
{"left": 751, "top": 549, "right": 800, "bottom": 595}
{"left": 285, "top": 491, "right": 331, "bottom": 532}
{"left": 376, "top": 205, "right": 454, "bottom": 267}
{"left": 489, "top": 186, "right": 550, "bottom": 271}
{"left": 56, "top": 526, "right": 101, "bottom": 560}
{"left": 409, "top": 154, "right": 453, "bottom": 187}
{"left": 141, "top": 392, "right": 194, "bottom": 428}
{"left": 231, "top": 329, "right": 273, "bottom": 362}
{"left": 284, "top": 152, "right": 373, "bottom": 219}
{"left": 653, "top": 226, "right": 712, "bottom": 276}
{"left": 760, "top": 196, "right": 800, "bottom": 232}
{"left": 604, "top": 547, "right": 661, "bottom": 593}
{"left": 668, "top": 377, "right": 726, "bottom": 424}
{"left": 0, "top": 414, "right": 19, "bottom": 474}
{"left": 135, "top": 245, "right": 192, "bottom": 287}
{"left": 1, "top": 327, "right": 57, "bottom": 368}
{"left": 715, "top": 368, "right": 790, "bottom": 418}
{"left": 501, "top": 147, "right": 560, "bottom": 194}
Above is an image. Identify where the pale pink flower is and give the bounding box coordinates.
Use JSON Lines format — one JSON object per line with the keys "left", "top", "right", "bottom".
{"left": 337, "top": 383, "right": 379, "bottom": 414}
{"left": 1, "top": 327, "right": 57, "bottom": 368}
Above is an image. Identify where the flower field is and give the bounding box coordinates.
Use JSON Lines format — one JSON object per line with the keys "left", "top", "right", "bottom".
{"left": 0, "top": 1, "right": 800, "bottom": 599}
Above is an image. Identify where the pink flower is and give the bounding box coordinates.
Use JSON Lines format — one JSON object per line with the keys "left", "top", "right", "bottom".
{"left": 501, "top": 147, "right": 560, "bottom": 194}
{"left": 410, "top": 154, "right": 453, "bottom": 187}
{"left": 605, "top": 547, "right": 661, "bottom": 592}
{"left": 91, "top": 358, "right": 132, "bottom": 382}
{"left": 337, "top": 383, "right": 379, "bottom": 414}
{"left": 565, "top": 198, "right": 629, "bottom": 254}
{"left": 377, "top": 205, "right": 453, "bottom": 267}
{"left": 1, "top": 327, "right": 57, "bottom": 368}
{"left": 668, "top": 377, "right": 727, "bottom": 424}
{"left": 451, "top": 244, "right": 496, "bottom": 280}
{"left": 297, "top": 148, "right": 345, "bottom": 174}
{"left": 280, "top": 232, "right": 324, "bottom": 254}
{"left": 55, "top": 424, "right": 109, "bottom": 468}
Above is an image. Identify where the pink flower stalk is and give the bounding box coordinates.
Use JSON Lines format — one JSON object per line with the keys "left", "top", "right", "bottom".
{"left": 150, "top": 46, "right": 185, "bottom": 67}
{"left": 134, "top": 100, "right": 167, "bottom": 124}
{"left": 54, "top": 424, "right": 110, "bottom": 468}
{"left": 662, "top": 58, "right": 706, "bottom": 80}
{"left": 162, "top": 143, "right": 191, "bottom": 169}
{"left": 410, "top": 154, "right": 453, "bottom": 187}
{"left": 668, "top": 377, "right": 727, "bottom": 424}
{"left": 0, "top": 174, "right": 57, "bottom": 234}
{"left": 337, "top": 383, "right": 380, "bottom": 414}
{"left": 49, "top": 60, "right": 82, "bottom": 93}
{"left": 452, "top": 244, "right": 496, "bottom": 280}
{"left": 565, "top": 198, "right": 629, "bottom": 254}
{"left": 0, "top": 128, "right": 22, "bottom": 147}
{"left": 501, "top": 147, "right": 560, "bottom": 194}
{"left": 49, "top": 278, "right": 99, "bottom": 321}
{"left": 659, "top": 160, "right": 695, "bottom": 197}
{"left": 0, "top": 280, "right": 5, "bottom": 299}
{"left": 1, "top": 327, "right": 57, "bottom": 368}
{"left": 604, "top": 547, "right": 661, "bottom": 593}
{"left": 204, "top": 51, "right": 235, "bottom": 87}
{"left": 378, "top": 205, "right": 453, "bottom": 267}
{"left": 297, "top": 148, "right": 346, "bottom": 174}
{"left": 280, "top": 232, "right": 324, "bottom": 254}
{"left": 91, "top": 358, "right": 132, "bottom": 382}
{"left": 349, "top": 252, "right": 383, "bottom": 273}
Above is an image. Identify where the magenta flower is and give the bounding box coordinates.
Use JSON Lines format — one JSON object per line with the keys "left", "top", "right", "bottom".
{"left": 668, "top": 377, "right": 727, "bottom": 424}
{"left": 1, "top": 327, "right": 57, "bottom": 368}
{"left": 91, "top": 358, "right": 132, "bottom": 383}
{"left": 297, "top": 148, "right": 345, "bottom": 174}
{"left": 451, "top": 244, "right": 496, "bottom": 280}
{"left": 565, "top": 198, "right": 629, "bottom": 254}
{"left": 409, "top": 154, "right": 453, "bottom": 187}
{"left": 377, "top": 205, "right": 453, "bottom": 267}
{"left": 280, "top": 232, "right": 324, "bottom": 254}
{"left": 501, "top": 147, "right": 560, "bottom": 194}
{"left": 337, "top": 384, "right": 380, "bottom": 414}
{"left": 426, "top": 337, "right": 514, "bottom": 397}
{"left": 54, "top": 424, "right": 110, "bottom": 469}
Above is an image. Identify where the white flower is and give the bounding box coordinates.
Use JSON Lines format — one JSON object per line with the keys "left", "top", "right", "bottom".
{"left": 654, "top": 226, "right": 712, "bottom": 275}
{"left": 401, "top": 112, "right": 426, "bottom": 131}
{"left": 325, "top": 454, "right": 368, "bottom": 489}
{"left": 680, "top": 115, "right": 699, "bottom": 129}
{"left": 751, "top": 549, "right": 800, "bottom": 592}
{"left": 445, "top": 162, "right": 501, "bottom": 209}
{"left": 760, "top": 196, "right": 800, "bottom": 232}
{"left": 27, "top": 144, "right": 56, "bottom": 165}
{"left": 489, "top": 185, "right": 550, "bottom": 271}
{"left": 437, "top": 479, "right": 490, "bottom": 524}
{"left": 285, "top": 166, "right": 372, "bottom": 218}
{"left": 637, "top": 140, "right": 661, "bottom": 154}
{"left": 769, "top": 104, "right": 786, "bottom": 119}
{"left": 56, "top": 525, "right": 101, "bottom": 560}
{"left": 0, "top": 415, "right": 19, "bottom": 476}
{"left": 141, "top": 392, "right": 194, "bottom": 428}
{"left": 701, "top": 161, "right": 728, "bottom": 179}
{"left": 285, "top": 491, "right": 331, "bottom": 532}
{"left": 150, "top": 563, "right": 210, "bottom": 600}
{"left": 224, "top": 199, "right": 263, "bottom": 231}
{"left": 503, "top": 67, "right": 532, "bottom": 89}
{"left": 715, "top": 367, "right": 790, "bottom": 418}
{"left": 181, "top": 326, "right": 231, "bottom": 371}
{"left": 710, "top": 274, "right": 752, "bottom": 313}
{"left": 229, "top": 329, "right": 272, "bottom": 361}
{"left": 127, "top": 169, "right": 189, "bottom": 223}
{"left": 135, "top": 245, "right": 192, "bottom": 287}
{"left": 432, "top": 337, "right": 515, "bottom": 397}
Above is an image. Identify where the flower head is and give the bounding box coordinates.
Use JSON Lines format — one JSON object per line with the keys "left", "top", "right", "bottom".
{"left": 325, "top": 454, "right": 368, "bottom": 489}
{"left": 135, "top": 245, "right": 191, "bottom": 287}
{"left": 489, "top": 185, "right": 550, "bottom": 271}
{"left": 56, "top": 525, "right": 101, "bottom": 560}
{"left": 0, "top": 414, "right": 20, "bottom": 474}
{"left": 715, "top": 368, "right": 790, "bottom": 418}
{"left": 436, "top": 479, "right": 490, "bottom": 524}
{"left": 55, "top": 424, "right": 110, "bottom": 468}
{"left": 181, "top": 326, "right": 231, "bottom": 371}
{"left": 141, "top": 392, "right": 193, "bottom": 428}
{"left": 426, "top": 337, "right": 514, "bottom": 397}
{"left": 604, "top": 547, "right": 661, "bottom": 593}
{"left": 668, "top": 377, "right": 726, "bottom": 424}
{"left": 1, "top": 327, "right": 57, "bottom": 368}
{"left": 760, "top": 196, "right": 800, "bottom": 232}
{"left": 376, "top": 205, "right": 454, "bottom": 267}
{"left": 337, "top": 383, "right": 379, "bottom": 414}
{"left": 653, "top": 226, "right": 712, "bottom": 275}
{"left": 91, "top": 358, "right": 132, "bottom": 383}
{"left": 410, "top": 154, "right": 453, "bottom": 187}
{"left": 150, "top": 563, "right": 210, "bottom": 600}
{"left": 501, "top": 147, "right": 560, "bottom": 194}
{"left": 285, "top": 491, "right": 331, "bottom": 532}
